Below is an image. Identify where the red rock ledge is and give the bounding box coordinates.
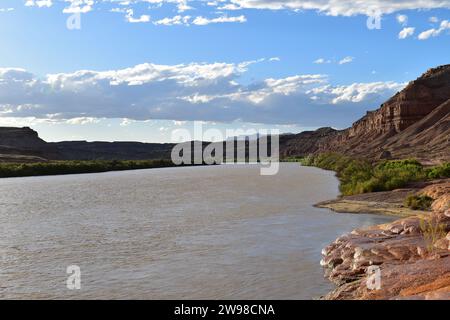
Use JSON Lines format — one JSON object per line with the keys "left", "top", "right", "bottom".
{"left": 321, "top": 192, "right": 450, "bottom": 300}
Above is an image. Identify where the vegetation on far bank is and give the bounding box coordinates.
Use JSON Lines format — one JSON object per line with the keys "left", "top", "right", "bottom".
{"left": 301, "top": 153, "right": 450, "bottom": 196}
{"left": 0, "top": 159, "right": 179, "bottom": 178}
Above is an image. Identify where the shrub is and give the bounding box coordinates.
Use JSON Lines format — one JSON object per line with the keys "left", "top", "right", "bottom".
{"left": 0, "top": 159, "right": 178, "bottom": 178}
{"left": 426, "top": 162, "right": 450, "bottom": 179}
{"left": 404, "top": 194, "right": 434, "bottom": 211}
{"left": 419, "top": 217, "right": 447, "bottom": 253}
{"left": 302, "top": 153, "right": 446, "bottom": 196}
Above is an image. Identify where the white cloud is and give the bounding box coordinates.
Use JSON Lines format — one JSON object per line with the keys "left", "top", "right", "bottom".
{"left": 120, "top": 118, "right": 136, "bottom": 126}
{"left": 0, "top": 61, "right": 405, "bottom": 127}
{"left": 399, "top": 27, "right": 415, "bottom": 39}
{"left": 418, "top": 20, "right": 450, "bottom": 40}
{"left": 125, "top": 9, "right": 150, "bottom": 23}
{"left": 316, "top": 82, "right": 405, "bottom": 104}
{"left": 396, "top": 14, "right": 408, "bottom": 26}
{"left": 66, "top": 117, "right": 100, "bottom": 125}
{"left": 153, "top": 15, "right": 191, "bottom": 25}
{"left": 20, "top": 0, "right": 450, "bottom": 28}
{"left": 25, "top": 0, "right": 53, "bottom": 8}
{"left": 429, "top": 16, "right": 439, "bottom": 23}
{"left": 192, "top": 15, "right": 246, "bottom": 25}
{"left": 314, "top": 58, "right": 331, "bottom": 64}
{"left": 62, "top": 0, "right": 94, "bottom": 14}
{"left": 338, "top": 56, "right": 354, "bottom": 65}
{"left": 212, "top": 0, "right": 450, "bottom": 16}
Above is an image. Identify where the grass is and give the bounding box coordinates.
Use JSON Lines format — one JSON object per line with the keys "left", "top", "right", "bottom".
{"left": 419, "top": 217, "right": 447, "bottom": 253}
{"left": 0, "top": 159, "right": 180, "bottom": 178}
{"left": 404, "top": 194, "right": 434, "bottom": 211}
{"left": 301, "top": 153, "right": 450, "bottom": 196}
{"left": 282, "top": 156, "right": 304, "bottom": 162}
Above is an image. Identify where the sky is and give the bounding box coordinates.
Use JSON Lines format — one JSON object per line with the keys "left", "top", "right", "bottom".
{"left": 0, "top": 0, "right": 449, "bottom": 142}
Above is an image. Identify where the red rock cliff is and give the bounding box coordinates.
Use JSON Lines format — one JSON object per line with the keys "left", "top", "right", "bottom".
{"left": 280, "top": 64, "right": 450, "bottom": 162}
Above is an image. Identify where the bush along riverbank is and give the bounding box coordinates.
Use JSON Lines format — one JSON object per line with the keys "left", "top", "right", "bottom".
{"left": 301, "top": 153, "right": 450, "bottom": 196}
{"left": 0, "top": 159, "right": 182, "bottom": 178}
{"left": 302, "top": 153, "right": 450, "bottom": 217}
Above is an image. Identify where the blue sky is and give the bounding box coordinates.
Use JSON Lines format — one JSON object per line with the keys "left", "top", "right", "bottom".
{"left": 0, "top": 0, "right": 449, "bottom": 142}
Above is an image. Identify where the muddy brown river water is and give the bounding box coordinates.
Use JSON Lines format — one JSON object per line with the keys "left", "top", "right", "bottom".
{"left": 0, "top": 163, "right": 393, "bottom": 299}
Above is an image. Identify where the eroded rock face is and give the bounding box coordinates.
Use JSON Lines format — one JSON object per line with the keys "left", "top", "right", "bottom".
{"left": 421, "top": 181, "right": 450, "bottom": 212}
{"left": 278, "top": 65, "right": 450, "bottom": 162}
{"left": 352, "top": 65, "right": 450, "bottom": 135}
{"left": 322, "top": 209, "right": 450, "bottom": 300}
{"left": 320, "top": 65, "right": 450, "bottom": 159}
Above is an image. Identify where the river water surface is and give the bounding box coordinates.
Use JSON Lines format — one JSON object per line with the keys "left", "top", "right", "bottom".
{"left": 0, "top": 163, "right": 393, "bottom": 299}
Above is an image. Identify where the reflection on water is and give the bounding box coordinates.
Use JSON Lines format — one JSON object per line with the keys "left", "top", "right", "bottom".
{"left": 0, "top": 163, "right": 393, "bottom": 299}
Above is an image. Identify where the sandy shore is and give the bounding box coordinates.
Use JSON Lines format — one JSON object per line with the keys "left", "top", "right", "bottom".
{"left": 315, "top": 189, "right": 426, "bottom": 218}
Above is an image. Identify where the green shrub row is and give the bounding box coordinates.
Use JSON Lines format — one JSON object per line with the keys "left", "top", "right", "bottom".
{"left": 301, "top": 153, "right": 449, "bottom": 196}
{"left": 0, "top": 159, "right": 177, "bottom": 178}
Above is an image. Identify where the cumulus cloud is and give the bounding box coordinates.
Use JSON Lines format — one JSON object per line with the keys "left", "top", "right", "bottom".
{"left": 25, "top": 0, "right": 53, "bottom": 8}
{"left": 396, "top": 14, "right": 408, "bottom": 26}
{"left": 21, "top": 0, "right": 450, "bottom": 26}
{"left": 418, "top": 20, "right": 450, "bottom": 40}
{"left": 0, "top": 61, "right": 405, "bottom": 127}
{"left": 314, "top": 57, "right": 355, "bottom": 65}
{"left": 192, "top": 15, "right": 246, "bottom": 25}
{"left": 213, "top": 0, "right": 450, "bottom": 16}
{"left": 338, "top": 56, "right": 354, "bottom": 65}
{"left": 153, "top": 15, "right": 191, "bottom": 25}
{"left": 314, "top": 58, "right": 331, "bottom": 64}
{"left": 399, "top": 27, "right": 415, "bottom": 39}
{"left": 66, "top": 117, "right": 100, "bottom": 125}
{"left": 125, "top": 8, "right": 150, "bottom": 23}
{"left": 62, "top": 0, "right": 94, "bottom": 14}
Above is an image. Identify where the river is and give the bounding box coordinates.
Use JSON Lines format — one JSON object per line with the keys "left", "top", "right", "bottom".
{"left": 0, "top": 163, "right": 393, "bottom": 299}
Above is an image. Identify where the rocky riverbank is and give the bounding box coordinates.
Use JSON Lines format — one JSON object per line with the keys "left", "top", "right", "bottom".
{"left": 321, "top": 181, "right": 450, "bottom": 299}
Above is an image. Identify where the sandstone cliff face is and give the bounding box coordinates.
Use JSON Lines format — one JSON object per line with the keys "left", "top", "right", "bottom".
{"left": 350, "top": 64, "right": 450, "bottom": 136}
{"left": 280, "top": 64, "right": 450, "bottom": 162}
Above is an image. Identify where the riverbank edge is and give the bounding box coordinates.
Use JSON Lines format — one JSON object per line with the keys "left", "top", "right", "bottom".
{"left": 314, "top": 198, "right": 423, "bottom": 218}
{"left": 0, "top": 159, "right": 208, "bottom": 178}
{"left": 315, "top": 167, "right": 450, "bottom": 299}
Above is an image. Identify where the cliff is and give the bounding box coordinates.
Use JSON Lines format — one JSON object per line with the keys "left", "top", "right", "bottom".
{"left": 280, "top": 64, "right": 450, "bottom": 163}
{"left": 0, "top": 127, "right": 46, "bottom": 149}
{"left": 279, "top": 127, "right": 337, "bottom": 158}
